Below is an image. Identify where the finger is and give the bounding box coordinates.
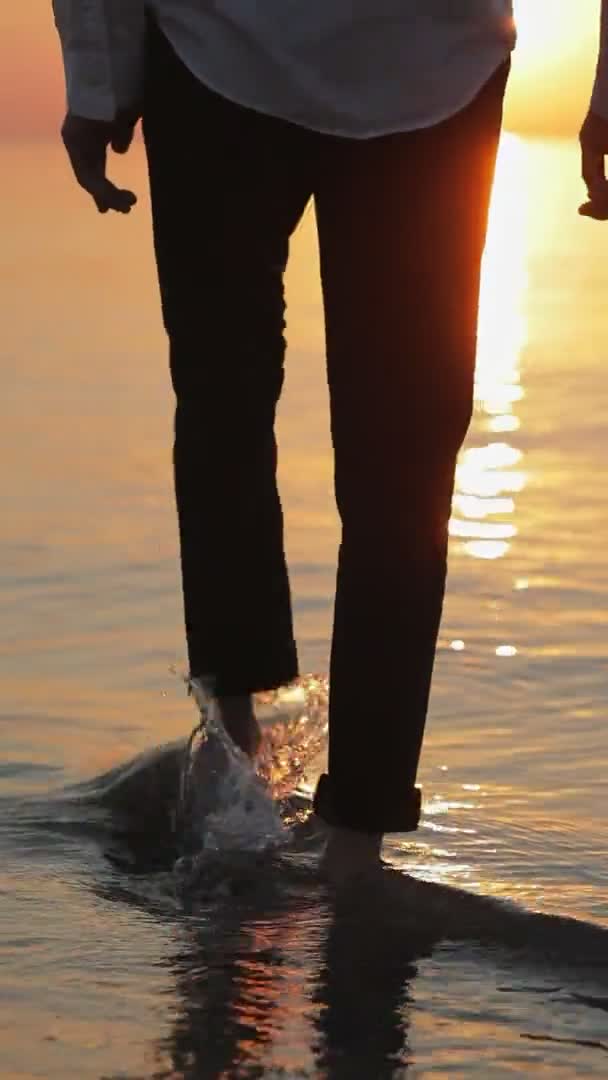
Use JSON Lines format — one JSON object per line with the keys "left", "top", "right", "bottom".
{"left": 579, "top": 199, "right": 608, "bottom": 221}
{"left": 68, "top": 150, "right": 136, "bottom": 213}
{"left": 581, "top": 143, "right": 606, "bottom": 197}
{"left": 111, "top": 123, "right": 136, "bottom": 155}
{"left": 76, "top": 170, "right": 137, "bottom": 214}
{"left": 64, "top": 138, "right": 107, "bottom": 198}
{"left": 91, "top": 180, "right": 137, "bottom": 214}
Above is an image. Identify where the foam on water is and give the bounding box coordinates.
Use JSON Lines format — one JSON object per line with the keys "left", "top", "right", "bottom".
{"left": 11, "top": 674, "right": 605, "bottom": 974}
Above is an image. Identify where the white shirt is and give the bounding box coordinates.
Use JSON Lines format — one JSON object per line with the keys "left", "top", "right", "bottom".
{"left": 52, "top": 2, "right": 608, "bottom": 138}
{"left": 147, "top": 2, "right": 513, "bottom": 138}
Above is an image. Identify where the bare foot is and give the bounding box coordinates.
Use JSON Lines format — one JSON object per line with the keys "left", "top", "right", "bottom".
{"left": 213, "top": 696, "right": 262, "bottom": 759}
{"left": 320, "top": 825, "right": 383, "bottom": 887}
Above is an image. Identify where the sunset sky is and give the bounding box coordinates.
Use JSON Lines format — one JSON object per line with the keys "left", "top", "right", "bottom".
{"left": 0, "top": 1, "right": 603, "bottom": 138}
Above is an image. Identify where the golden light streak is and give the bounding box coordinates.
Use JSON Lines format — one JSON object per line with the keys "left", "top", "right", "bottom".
{"left": 450, "top": 133, "right": 530, "bottom": 562}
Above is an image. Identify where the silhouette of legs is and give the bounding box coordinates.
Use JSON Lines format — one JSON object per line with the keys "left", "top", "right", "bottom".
{"left": 144, "top": 20, "right": 508, "bottom": 840}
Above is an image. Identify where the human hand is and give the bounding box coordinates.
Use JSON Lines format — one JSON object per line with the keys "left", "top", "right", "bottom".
{"left": 61, "top": 110, "right": 140, "bottom": 214}
{"left": 579, "top": 110, "right": 608, "bottom": 220}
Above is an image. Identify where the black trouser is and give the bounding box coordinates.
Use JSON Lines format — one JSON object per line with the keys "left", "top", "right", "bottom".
{"left": 143, "top": 23, "right": 508, "bottom": 834}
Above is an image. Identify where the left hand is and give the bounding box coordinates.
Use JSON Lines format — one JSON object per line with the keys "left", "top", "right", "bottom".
{"left": 579, "top": 110, "right": 608, "bottom": 220}
{"left": 61, "top": 109, "right": 140, "bottom": 214}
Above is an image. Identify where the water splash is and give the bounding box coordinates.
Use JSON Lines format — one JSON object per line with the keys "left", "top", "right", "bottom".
{"left": 256, "top": 676, "right": 329, "bottom": 806}
{"left": 174, "top": 677, "right": 329, "bottom": 884}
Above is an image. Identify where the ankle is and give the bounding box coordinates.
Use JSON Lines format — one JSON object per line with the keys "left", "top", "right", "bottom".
{"left": 215, "top": 695, "right": 261, "bottom": 758}
{"left": 321, "top": 825, "right": 384, "bottom": 885}
{"left": 324, "top": 825, "right": 383, "bottom": 857}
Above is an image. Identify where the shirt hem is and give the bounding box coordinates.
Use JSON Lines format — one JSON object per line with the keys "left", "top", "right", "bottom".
{"left": 165, "top": 39, "right": 513, "bottom": 139}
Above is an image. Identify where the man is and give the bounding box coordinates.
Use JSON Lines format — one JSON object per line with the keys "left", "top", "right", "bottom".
{"left": 52, "top": 1, "right": 608, "bottom": 882}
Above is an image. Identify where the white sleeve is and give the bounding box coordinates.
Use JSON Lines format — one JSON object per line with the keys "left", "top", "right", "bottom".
{"left": 52, "top": 0, "right": 145, "bottom": 121}
{"left": 591, "top": 0, "right": 608, "bottom": 120}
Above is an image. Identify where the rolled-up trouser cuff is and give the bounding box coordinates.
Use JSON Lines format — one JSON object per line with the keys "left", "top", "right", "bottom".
{"left": 190, "top": 650, "right": 299, "bottom": 698}
{"left": 313, "top": 773, "right": 422, "bottom": 834}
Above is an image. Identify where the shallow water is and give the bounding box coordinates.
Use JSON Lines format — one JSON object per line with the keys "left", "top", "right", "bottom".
{"left": 2, "top": 135, "right": 608, "bottom": 1077}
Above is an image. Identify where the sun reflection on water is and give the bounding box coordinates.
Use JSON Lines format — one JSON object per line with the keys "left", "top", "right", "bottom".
{"left": 450, "top": 134, "right": 530, "bottom": 561}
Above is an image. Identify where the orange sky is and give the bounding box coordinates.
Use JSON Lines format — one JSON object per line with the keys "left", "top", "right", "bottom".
{"left": 0, "top": 2, "right": 602, "bottom": 138}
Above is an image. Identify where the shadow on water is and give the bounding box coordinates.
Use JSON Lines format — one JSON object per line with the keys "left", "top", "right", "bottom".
{"left": 92, "top": 869, "right": 423, "bottom": 1079}
{"left": 88, "top": 844, "right": 608, "bottom": 1078}
{"left": 4, "top": 679, "right": 608, "bottom": 1077}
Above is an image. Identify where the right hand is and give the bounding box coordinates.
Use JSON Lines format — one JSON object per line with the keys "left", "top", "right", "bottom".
{"left": 579, "top": 109, "right": 608, "bottom": 220}
{"left": 61, "top": 110, "right": 140, "bottom": 214}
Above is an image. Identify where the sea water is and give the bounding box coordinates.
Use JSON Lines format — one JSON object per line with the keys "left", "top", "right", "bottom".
{"left": 1, "top": 136, "right": 607, "bottom": 1078}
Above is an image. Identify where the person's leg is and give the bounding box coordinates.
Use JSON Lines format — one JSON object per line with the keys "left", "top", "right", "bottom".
{"left": 313, "top": 65, "right": 509, "bottom": 852}
{"left": 142, "top": 24, "right": 313, "bottom": 732}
